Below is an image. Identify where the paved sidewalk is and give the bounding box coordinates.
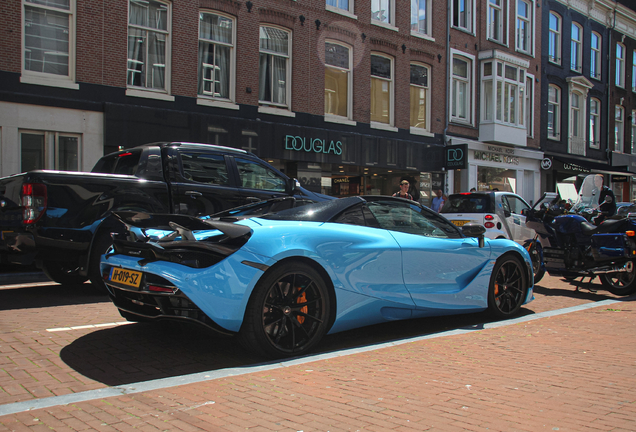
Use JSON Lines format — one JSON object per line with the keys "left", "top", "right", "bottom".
{"left": 1, "top": 277, "right": 635, "bottom": 431}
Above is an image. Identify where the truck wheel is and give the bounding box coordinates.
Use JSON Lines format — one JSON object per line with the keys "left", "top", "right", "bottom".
{"left": 41, "top": 262, "right": 88, "bottom": 286}
{"left": 600, "top": 261, "right": 636, "bottom": 296}
{"left": 88, "top": 232, "right": 114, "bottom": 294}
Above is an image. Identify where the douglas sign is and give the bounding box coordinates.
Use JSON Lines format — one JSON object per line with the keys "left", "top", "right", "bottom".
{"left": 285, "top": 135, "right": 343, "bottom": 155}
{"left": 445, "top": 144, "right": 467, "bottom": 170}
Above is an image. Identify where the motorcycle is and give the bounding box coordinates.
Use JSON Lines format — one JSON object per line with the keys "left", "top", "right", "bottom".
{"left": 524, "top": 175, "right": 636, "bottom": 296}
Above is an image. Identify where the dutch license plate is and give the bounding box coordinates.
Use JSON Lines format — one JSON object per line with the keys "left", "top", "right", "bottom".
{"left": 1, "top": 231, "right": 13, "bottom": 241}
{"left": 109, "top": 267, "right": 142, "bottom": 288}
{"left": 451, "top": 220, "right": 468, "bottom": 227}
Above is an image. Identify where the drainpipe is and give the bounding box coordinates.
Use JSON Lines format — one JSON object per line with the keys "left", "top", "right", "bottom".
{"left": 442, "top": 0, "right": 452, "bottom": 193}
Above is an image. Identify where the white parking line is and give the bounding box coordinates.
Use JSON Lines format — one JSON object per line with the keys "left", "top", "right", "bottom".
{"left": 46, "top": 322, "right": 133, "bottom": 332}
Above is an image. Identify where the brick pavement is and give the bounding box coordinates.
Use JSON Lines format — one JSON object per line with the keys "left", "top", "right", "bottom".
{"left": 0, "top": 276, "right": 634, "bottom": 431}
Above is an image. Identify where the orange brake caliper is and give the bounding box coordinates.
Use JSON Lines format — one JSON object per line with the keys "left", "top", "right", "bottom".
{"left": 297, "top": 288, "right": 307, "bottom": 324}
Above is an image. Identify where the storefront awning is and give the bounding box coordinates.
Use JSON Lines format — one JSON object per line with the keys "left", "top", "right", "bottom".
{"left": 551, "top": 156, "right": 630, "bottom": 176}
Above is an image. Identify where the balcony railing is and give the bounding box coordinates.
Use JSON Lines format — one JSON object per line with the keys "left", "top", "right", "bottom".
{"left": 568, "top": 136, "right": 586, "bottom": 156}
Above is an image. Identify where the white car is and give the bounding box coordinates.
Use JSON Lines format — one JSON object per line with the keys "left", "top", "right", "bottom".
{"left": 440, "top": 191, "right": 535, "bottom": 244}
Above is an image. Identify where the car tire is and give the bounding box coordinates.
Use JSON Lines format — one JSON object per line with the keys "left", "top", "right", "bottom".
{"left": 523, "top": 240, "right": 544, "bottom": 284}
{"left": 600, "top": 260, "right": 636, "bottom": 296}
{"left": 238, "top": 261, "right": 331, "bottom": 358}
{"left": 487, "top": 254, "right": 528, "bottom": 319}
{"left": 41, "top": 261, "right": 88, "bottom": 286}
{"left": 88, "top": 232, "right": 114, "bottom": 294}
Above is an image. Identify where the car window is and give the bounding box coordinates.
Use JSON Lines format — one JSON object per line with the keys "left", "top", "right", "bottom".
{"left": 441, "top": 194, "right": 492, "bottom": 213}
{"left": 366, "top": 201, "right": 461, "bottom": 238}
{"left": 235, "top": 158, "right": 286, "bottom": 192}
{"left": 505, "top": 195, "right": 529, "bottom": 215}
{"left": 92, "top": 150, "right": 142, "bottom": 175}
{"left": 180, "top": 152, "right": 229, "bottom": 185}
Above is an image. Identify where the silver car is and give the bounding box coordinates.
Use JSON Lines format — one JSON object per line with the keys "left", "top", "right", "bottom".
{"left": 440, "top": 191, "right": 535, "bottom": 244}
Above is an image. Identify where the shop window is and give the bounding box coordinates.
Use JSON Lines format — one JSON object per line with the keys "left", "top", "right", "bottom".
{"left": 370, "top": 53, "right": 394, "bottom": 126}
{"left": 516, "top": 0, "right": 533, "bottom": 55}
{"left": 571, "top": 23, "right": 582, "bottom": 72}
{"left": 452, "top": 0, "right": 474, "bottom": 33}
{"left": 616, "top": 43, "right": 625, "bottom": 88}
{"left": 127, "top": 0, "right": 170, "bottom": 92}
{"left": 589, "top": 98, "right": 600, "bottom": 149}
{"left": 547, "top": 84, "right": 560, "bottom": 140}
{"left": 411, "top": 0, "right": 431, "bottom": 38}
{"left": 197, "top": 12, "right": 235, "bottom": 102}
{"left": 409, "top": 63, "right": 430, "bottom": 132}
{"left": 548, "top": 12, "right": 561, "bottom": 65}
{"left": 20, "top": 131, "right": 81, "bottom": 172}
{"left": 259, "top": 26, "right": 291, "bottom": 109}
{"left": 615, "top": 106, "right": 624, "bottom": 153}
{"left": 591, "top": 32, "right": 601, "bottom": 80}
{"left": 325, "top": 41, "right": 352, "bottom": 120}
{"left": 372, "top": 0, "right": 394, "bottom": 27}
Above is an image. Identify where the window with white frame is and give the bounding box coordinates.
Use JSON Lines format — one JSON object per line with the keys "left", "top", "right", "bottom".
{"left": 487, "top": 0, "right": 504, "bottom": 43}
{"left": 616, "top": 43, "right": 625, "bottom": 88}
{"left": 197, "top": 12, "right": 234, "bottom": 101}
{"left": 525, "top": 73, "right": 534, "bottom": 137}
{"left": 516, "top": 0, "right": 532, "bottom": 54}
{"left": 411, "top": 0, "right": 431, "bottom": 37}
{"left": 325, "top": 41, "right": 352, "bottom": 119}
{"left": 632, "top": 110, "right": 636, "bottom": 153}
{"left": 570, "top": 91, "right": 583, "bottom": 138}
{"left": 20, "top": 131, "right": 81, "bottom": 172}
{"left": 452, "top": 0, "right": 473, "bottom": 32}
{"left": 589, "top": 98, "right": 600, "bottom": 149}
{"left": 259, "top": 26, "right": 291, "bottom": 108}
{"left": 590, "top": 32, "right": 601, "bottom": 80}
{"left": 371, "top": 0, "right": 394, "bottom": 26}
{"left": 571, "top": 23, "right": 582, "bottom": 72}
{"left": 547, "top": 84, "right": 560, "bottom": 139}
{"left": 23, "top": 0, "right": 75, "bottom": 81}
{"left": 481, "top": 60, "right": 526, "bottom": 127}
{"left": 127, "top": 0, "right": 170, "bottom": 91}
{"left": 451, "top": 54, "right": 472, "bottom": 123}
{"left": 615, "top": 105, "right": 624, "bottom": 152}
{"left": 326, "top": 0, "right": 353, "bottom": 15}
{"left": 633, "top": 51, "right": 636, "bottom": 91}
{"left": 409, "top": 63, "right": 430, "bottom": 131}
{"left": 370, "top": 53, "right": 393, "bottom": 125}
{"left": 548, "top": 12, "right": 561, "bottom": 65}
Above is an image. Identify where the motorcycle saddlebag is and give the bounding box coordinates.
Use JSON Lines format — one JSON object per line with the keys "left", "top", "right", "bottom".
{"left": 590, "top": 233, "right": 632, "bottom": 261}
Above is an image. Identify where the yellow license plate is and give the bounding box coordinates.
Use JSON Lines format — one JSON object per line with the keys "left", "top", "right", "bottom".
{"left": 109, "top": 267, "right": 142, "bottom": 288}
{"left": 451, "top": 220, "right": 468, "bottom": 227}
{"left": 1, "top": 230, "right": 13, "bottom": 240}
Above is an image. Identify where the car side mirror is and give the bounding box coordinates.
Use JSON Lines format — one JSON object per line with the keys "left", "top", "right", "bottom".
{"left": 503, "top": 209, "right": 511, "bottom": 217}
{"left": 462, "top": 223, "right": 486, "bottom": 248}
{"left": 288, "top": 178, "right": 300, "bottom": 194}
{"left": 521, "top": 208, "right": 527, "bottom": 216}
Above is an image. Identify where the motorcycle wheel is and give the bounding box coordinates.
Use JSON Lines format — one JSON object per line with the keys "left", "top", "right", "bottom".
{"left": 599, "top": 261, "right": 636, "bottom": 296}
{"left": 523, "top": 240, "right": 545, "bottom": 284}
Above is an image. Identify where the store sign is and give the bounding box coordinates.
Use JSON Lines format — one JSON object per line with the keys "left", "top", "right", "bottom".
{"left": 541, "top": 158, "right": 552, "bottom": 170}
{"left": 445, "top": 144, "right": 467, "bottom": 170}
{"left": 474, "top": 145, "right": 519, "bottom": 165}
{"left": 285, "top": 135, "right": 343, "bottom": 155}
{"left": 612, "top": 175, "right": 629, "bottom": 183}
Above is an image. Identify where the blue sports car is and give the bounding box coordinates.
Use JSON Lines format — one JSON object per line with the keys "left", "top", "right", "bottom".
{"left": 101, "top": 196, "right": 534, "bottom": 358}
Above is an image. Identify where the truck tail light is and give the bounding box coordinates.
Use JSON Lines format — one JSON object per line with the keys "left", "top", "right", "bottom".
{"left": 21, "top": 183, "right": 47, "bottom": 224}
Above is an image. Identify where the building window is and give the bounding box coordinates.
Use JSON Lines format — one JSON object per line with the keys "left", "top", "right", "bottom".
{"left": 632, "top": 110, "right": 636, "bottom": 154}
{"left": 633, "top": 51, "right": 636, "bottom": 92}
{"left": 570, "top": 91, "right": 583, "bottom": 139}
{"left": 451, "top": 53, "right": 472, "bottom": 123}
{"left": 326, "top": 0, "right": 353, "bottom": 14}
{"left": 127, "top": 0, "right": 170, "bottom": 91}
{"left": 487, "top": 0, "right": 504, "bottom": 43}
{"left": 23, "top": 0, "right": 75, "bottom": 81}
{"left": 547, "top": 84, "right": 560, "bottom": 140}
{"left": 548, "top": 12, "right": 561, "bottom": 65}
{"left": 516, "top": 0, "right": 532, "bottom": 54}
{"left": 20, "top": 131, "right": 81, "bottom": 172}
{"left": 571, "top": 23, "right": 582, "bottom": 72}
{"left": 409, "top": 63, "right": 430, "bottom": 131}
{"left": 591, "top": 32, "right": 601, "bottom": 80}
{"left": 325, "top": 41, "right": 352, "bottom": 119}
{"left": 481, "top": 60, "right": 525, "bottom": 127}
{"left": 589, "top": 98, "right": 600, "bottom": 149}
{"left": 372, "top": 0, "right": 394, "bottom": 26}
{"left": 197, "top": 12, "right": 234, "bottom": 101}
{"left": 370, "top": 54, "right": 393, "bottom": 125}
{"left": 259, "top": 26, "right": 291, "bottom": 108}
{"left": 411, "top": 0, "right": 431, "bottom": 37}
{"left": 452, "top": 0, "right": 473, "bottom": 32}
{"left": 525, "top": 73, "right": 534, "bottom": 137}
{"left": 616, "top": 43, "right": 625, "bottom": 88}
{"left": 615, "top": 106, "right": 624, "bottom": 152}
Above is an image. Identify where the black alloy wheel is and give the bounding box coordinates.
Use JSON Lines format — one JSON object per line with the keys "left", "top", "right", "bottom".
{"left": 488, "top": 255, "right": 527, "bottom": 319}
{"left": 41, "top": 261, "right": 88, "bottom": 286}
{"left": 600, "top": 260, "right": 636, "bottom": 296}
{"left": 239, "top": 262, "right": 331, "bottom": 358}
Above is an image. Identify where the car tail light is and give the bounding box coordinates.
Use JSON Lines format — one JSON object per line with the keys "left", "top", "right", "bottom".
{"left": 484, "top": 214, "right": 494, "bottom": 221}
{"left": 21, "top": 183, "right": 47, "bottom": 224}
{"left": 148, "top": 285, "right": 174, "bottom": 293}
{"left": 484, "top": 222, "right": 495, "bottom": 228}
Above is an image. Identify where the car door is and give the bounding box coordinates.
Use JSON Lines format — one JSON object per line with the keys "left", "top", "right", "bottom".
{"left": 366, "top": 200, "right": 492, "bottom": 309}
{"left": 170, "top": 149, "right": 246, "bottom": 216}
{"left": 233, "top": 156, "right": 291, "bottom": 203}
{"left": 501, "top": 194, "right": 533, "bottom": 243}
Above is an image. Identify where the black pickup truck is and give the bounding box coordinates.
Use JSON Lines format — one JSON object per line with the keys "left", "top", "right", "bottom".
{"left": 0, "top": 142, "right": 329, "bottom": 288}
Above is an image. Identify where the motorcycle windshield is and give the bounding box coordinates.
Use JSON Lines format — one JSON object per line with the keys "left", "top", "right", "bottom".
{"left": 572, "top": 175, "right": 601, "bottom": 212}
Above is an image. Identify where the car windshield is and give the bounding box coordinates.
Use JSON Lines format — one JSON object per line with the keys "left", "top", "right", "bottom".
{"left": 260, "top": 197, "right": 363, "bottom": 222}
{"left": 366, "top": 200, "right": 462, "bottom": 238}
{"left": 441, "top": 194, "right": 493, "bottom": 213}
